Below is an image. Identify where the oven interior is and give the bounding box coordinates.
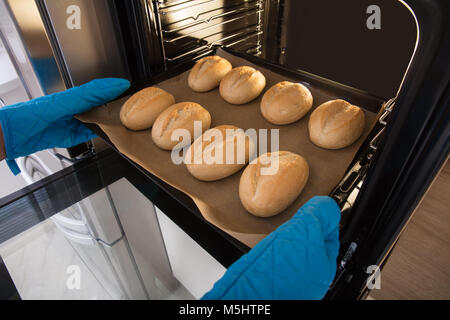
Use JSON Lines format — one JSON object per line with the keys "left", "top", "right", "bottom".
{"left": 112, "top": 1, "right": 427, "bottom": 297}
{"left": 115, "top": 0, "right": 417, "bottom": 234}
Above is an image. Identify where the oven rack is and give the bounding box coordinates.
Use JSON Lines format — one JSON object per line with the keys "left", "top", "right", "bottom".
{"left": 369, "top": 98, "right": 395, "bottom": 152}
{"left": 154, "top": 0, "right": 264, "bottom": 64}
{"left": 164, "top": 27, "right": 263, "bottom": 62}
{"left": 156, "top": 0, "right": 217, "bottom": 13}
{"left": 331, "top": 98, "right": 395, "bottom": 219}
{"left": 156, "top": 0, "right": 260, "bottom": 14}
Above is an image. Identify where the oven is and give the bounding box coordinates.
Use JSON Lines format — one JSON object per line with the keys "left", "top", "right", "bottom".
{"left": 0, "top": 0, "right": 448, "bottom": 299}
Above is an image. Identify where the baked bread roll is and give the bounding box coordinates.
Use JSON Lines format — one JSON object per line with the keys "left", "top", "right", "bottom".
{"left": 151, "top": 102, "right": 211, "bottom": 150}
{"left": 260, "top": 81, "right": 313, "bottom": 125}
{"left": 239, "top": 151, "right": 309, "bottom": 217}
{"left": 219, "top": 66, "right": 266, "bottom": 104}
{"left": 120, "top": 87, "right": 175, "bottom": 130}
{"left": 188, "top": 56, "right": 232, "bottom": 92}
{"left": 308, "top": 99, "right": 365, "bottom": 149}
{"left": 185, "top": 125, "right": 255, "bottom": 181}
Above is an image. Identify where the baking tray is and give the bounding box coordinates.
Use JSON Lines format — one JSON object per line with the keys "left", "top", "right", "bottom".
{"left": 77, "top": 46, "right": 384, "bottom": 248}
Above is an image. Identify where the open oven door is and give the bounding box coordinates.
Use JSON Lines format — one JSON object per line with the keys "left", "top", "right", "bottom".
{"left": 326, "top": 0, "right": 449, "bottom": 299}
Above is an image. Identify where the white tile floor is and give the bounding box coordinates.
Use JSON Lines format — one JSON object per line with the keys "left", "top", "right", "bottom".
{"left": 0, "top": 219, "right": 112, "bottom": 299}
{"left": 0, "top": 217, "right": 199, "bottom": 300}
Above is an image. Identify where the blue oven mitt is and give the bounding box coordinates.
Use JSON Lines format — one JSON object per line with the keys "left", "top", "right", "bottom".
{"left": 202, "top": 196, "right": 340, "bottom": 300}
{"left": 0, "top": 78, "right": 130, "bottom": 174}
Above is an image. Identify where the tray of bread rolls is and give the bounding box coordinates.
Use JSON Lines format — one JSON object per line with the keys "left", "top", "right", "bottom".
{"left": 77, "top": 47, "right": 383, "bottom": 248}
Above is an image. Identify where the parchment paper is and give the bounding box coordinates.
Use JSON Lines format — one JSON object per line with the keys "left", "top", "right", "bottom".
{"left": 77, "top": 49, "right": 378, "bottom": 248}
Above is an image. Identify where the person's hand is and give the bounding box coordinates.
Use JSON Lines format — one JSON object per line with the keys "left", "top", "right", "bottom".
{"left": 202, "top": 196, "right": 340, "bottom": 300}
{"left": 0, "top": 78, "right": 130, "bottom": 174}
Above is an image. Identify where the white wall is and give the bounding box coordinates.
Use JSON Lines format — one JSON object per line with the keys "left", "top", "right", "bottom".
{"left": 155, "top": 206, "right": 226, "bottom": 299}
{"left": 0, "top": 151, "right": 65, "bottom": 198}
{"left": 0, "top": 160, "right": 27, "bottom": 198}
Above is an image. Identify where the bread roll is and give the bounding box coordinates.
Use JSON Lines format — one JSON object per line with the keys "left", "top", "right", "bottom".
{"left": 120, "top": 87, "right": 175, "bottom": 130}
{"left": 308, "top": 99, "right": 365, "bottom": 149}
{"left": 239, "top": 151, "right": 309, "bottom": 217}
{"left": 185, "top": 125, "right": 255, "bottom": 181}
{"left": 188, "top": 56, "right": 232, "bottom": 92}
{"left": 260, "top": 81, "right": 313, "bottom": 125}
{"left": 151, "top": 102, "right": 211, "bottom": 150}
{"left": 219, "top": 66, "right": 266, "bottom": 104}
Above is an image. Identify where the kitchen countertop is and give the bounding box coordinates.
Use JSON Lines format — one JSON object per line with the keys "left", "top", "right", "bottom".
{"left": 0, "top": 148, "right": 250, "bottom": 271}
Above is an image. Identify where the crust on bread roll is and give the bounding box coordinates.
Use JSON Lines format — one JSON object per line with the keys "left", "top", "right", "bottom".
{"left": 308, "top": 99, "right": 365, "bottom": 149}
{"left": 185, "top": 125, "right": 255, "bottom": 181}
{"left": 151, "top": 102, "right": 211, "bottom": 150}
{"left": 219, "top": 66, "right": 266, "bottom": 104}
{"left": 188, "top": 56, "right": 232, "bottom": 92}
{"left": 239, "top": 151, "right": 309, "bottom": 217}
{"left": 120, "top": 87, "right": 175, "bottom": 130}
{"left": 260, "top": 81, "right": 313, "bottom": 125}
